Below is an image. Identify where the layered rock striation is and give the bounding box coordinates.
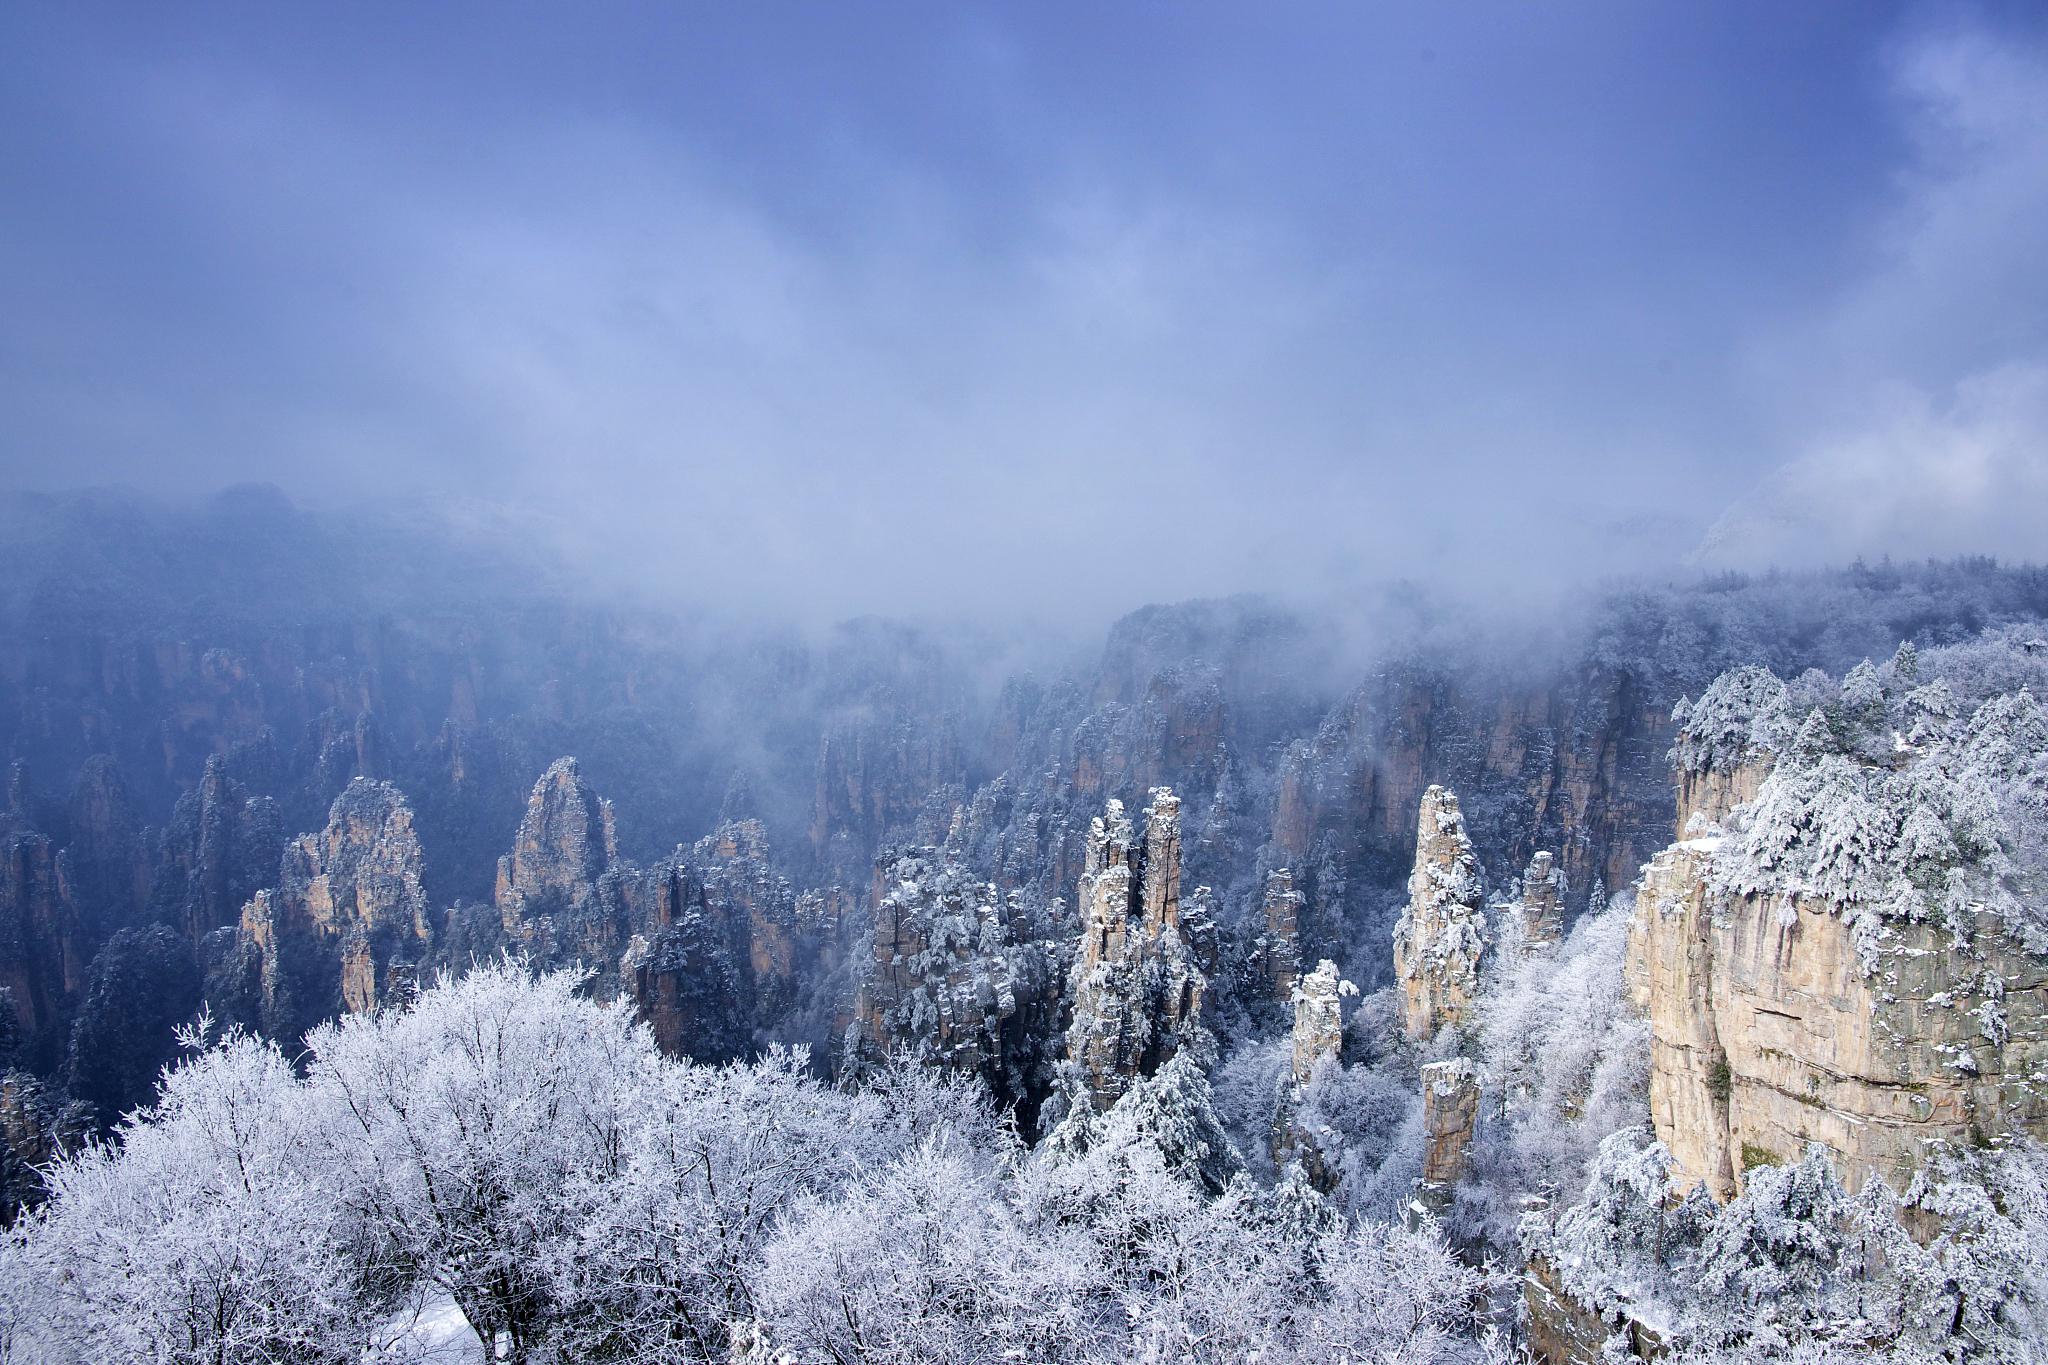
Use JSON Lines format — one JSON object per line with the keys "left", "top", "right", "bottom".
{"left": 1630, "top": 656, "right": 2048, "bottom": 1200}
{"left": 1258, "top": 868, "right": 1305, "bottom": 1005}
{"left": 1414, "top": 1057, "right": 1481, "bottom": 1219}
{"left": 1516, "top": 851, "right": 1565, "bottom": 952}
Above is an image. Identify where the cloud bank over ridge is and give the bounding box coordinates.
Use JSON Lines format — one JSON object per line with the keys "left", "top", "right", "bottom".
{"left": 2, "top": 5, "right": 2045, "bottom": 618}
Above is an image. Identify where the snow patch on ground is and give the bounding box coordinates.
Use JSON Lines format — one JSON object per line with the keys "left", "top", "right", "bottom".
{"left": 381, "top": 1292, "right": 482, "bottom": 1363}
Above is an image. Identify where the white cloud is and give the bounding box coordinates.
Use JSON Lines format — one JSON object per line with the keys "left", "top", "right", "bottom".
{"left": 1697, "top": 362, "right": 2048, "bottom": 568}
{"left": 1707, "top": 21, "right": 2048, "bottom": 569}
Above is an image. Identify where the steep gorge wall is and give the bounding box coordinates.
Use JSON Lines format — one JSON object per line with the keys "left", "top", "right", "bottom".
{"left": 1270, "top": 663, "right": 1674, "bottom": 987}
{"left": 1628, "top": 837, "right": 2048, "bottom": 1199}
{"left": 1628, "top": 655, "right": 2048, "bottom": 1202}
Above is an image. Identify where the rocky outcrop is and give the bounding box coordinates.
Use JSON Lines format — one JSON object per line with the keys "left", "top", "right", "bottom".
{"left": 1628, "top": 839, "right": 2048, "bottom": 1201}
{"left": 1673, "top": 755, "right": 1770, "bottom": 837}
{"left": 0, "top": 1068, "right": 87, "bottom": 1224}
{"left": 1522, "top": 1253, "right": 1665, "bottom": 1365}
{"left": 0, "top": 761, "right": 161, "bottom": 1069}
{"left": 496, "top": 758, "right": 628, "bottom": 981}
{"left": 693, "top": 820, "right": 803, "bottom": 1012}
{"left": 61, "top": 756, "right": 150, "bottom": 933}
{"left": 1414, "top": 1058, "right": 1481, "bottom": 1218}
{"left": 1517, "top": 850, "right": 1565, "bottom": 953}
{"left": 4, "top": 757, "right": 221, "bottom": 1077}
{"left": 218, "top": 778, "right": 434, "bottom": 1041}
{"left": 1065, "top": 790, "right": 1207, "bottom": 1112}
{"left": 0, "top": 827, "right": 84, "bottom": 1062}
{"left": 63, "top": 924, "right": 201, "bottom": 1127}
{"left": 1258, "top": 868, "right": 1305, "bottom": 1004}
{"left": 808, "top": 696, "right": 966, "bottom": 882}
{"left": 1181, "top": 883, "right": 1220, "bottom": 979}
{"left": 1630, "top": 660, "right": 2048, "bottom": 1202}
{"left": 622, "top": 819, "right": 851, "bottom": 1064}
{"left": 1392, "top": 787, "right": 1487, "bottom": 1042}
{"left": 1067, "top": 672, "right": 1229, "bottom": 813}
{"left": 151, "top": 755, "right": 282, "bottom": 953}
{"left": 618, "top": 853, "right": 747, "bottom": 1062}
{"left": 1290, "top": 958, "right": 1345, "bottom": 1083}
{"left": 849, "top": 848, "right": 1021, "bottom": 1085}
{"left": 305, "top": 707, "right": 390, "bottom": 806}
{"left": 1273, "top": 959, "right": 1350, "bottom": 1188}
{"left": 1267, "top": 661, "right": 1675, "bottom": 986}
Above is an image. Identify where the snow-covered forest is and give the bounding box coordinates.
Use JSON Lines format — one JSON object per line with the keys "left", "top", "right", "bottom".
{"left": 6, "top": 905, "right": 2044, "bottom": 1361}
{"left": 3, "top": 629, "right": 2046, "bottom": 1362}
{"left": 1, "top": 961, "right": 1507, "bottom": 1364}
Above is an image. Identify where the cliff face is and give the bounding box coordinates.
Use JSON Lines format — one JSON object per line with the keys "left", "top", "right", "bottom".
{"left": 0, "top": 829, "right": 83, "bottom": 1060}
{"left": 619, "top": 853, "right": 746, "bottom": 1062}
{"left": 1392, "top": 786, "right": 1488, "bottom": 1043}
{"left": 60, "top": 756, "right": 150, "bottom": 934}
{"left": 8, "top": 497, "right": 2043, "bottom": 1202}
{"left": 1066, "top": 672, "right": 1229, "bottom": 812}
{"left": 1258, "top": 869, "right": 1305, "bottom": 1005}
{"left": 0, "top": 1069, "right": 87, "bottom": 1223}
{"left": 1517, "top": 851, "right": 1565, "bottom": 952}
{"left": 693, "top": 820, "right": 808, "bottom": 1015}
{"left": 62, "top": 924, "right": 201, "bottom": 1127}
{"left": 1065, "top": 790, "right": 1208, "bottom": 1112}
{"left": 809, "top": 713, "right": 966, "bottom": 883}
{"left": 1390, "top": 790, "right": 1492, "bottom": 1222}
{"left": 1630, "top": 659, "right": 2048, "bottom": 1200}
{"left": 1629, "top": 839, "right": 2048, "bottom": 1200}
{"left": 622, "top": 819, "right": 851, "bottom": 1064}
{"left": 0, "top": 760, "right": 161, "bottom": 1068}
{"left": 1269, "top": 662, "right": 1673, "bottom": 985}
{"left": 1415, "top": 1058, "right": 1481, "bottom": 1217}
{"left": 1273, "top": 957, "right": 1348, "bottom": 1186}
{"left": 1674, "top": 759, "right": 1770, "bottom": 838}
{"left": 218, "top": 778, "right": 434, "bottom": 1041}
{"left": 1289, "top": 958, "right": 1344, "bottom": 1084}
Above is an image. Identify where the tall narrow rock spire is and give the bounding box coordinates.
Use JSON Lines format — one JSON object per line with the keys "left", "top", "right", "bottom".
{"left": 1517, "top": 850, "right": 1564, "bottom": 953}
{"left": 1260, "top": 868, "right": 1305, "bottom": 1004}
{"left": 1392, "top": 785, "right": 1487, "bottom": 1042}
{"left": 1064, "top": 788, "right": 1205, "bottom": 1112}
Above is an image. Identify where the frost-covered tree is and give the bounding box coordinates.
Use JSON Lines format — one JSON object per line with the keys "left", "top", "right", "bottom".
{"left": 1687, "top": 1146, "right": 1863, "bottom": 1352}
{"left": 1671, "top": 666, "right": 1794, "bottom": 773}
{"left": 1457, "top": 892, "right": 1649, "bottom": 1253}
{"left": 1285, "top": 1044, "right": 1423, "bottom": 1225}
{"left": 1530, "top": 1127, "right": 2048, "bottom": 1363}
{"left": 1690, "top": 636, "right": 2048, "bottom": 957}
{"left": 1531, "top": 1127, "right": 1709, "bottom": 1331}
{"left": 303, "top": 959, "right": 659, "bottom": 1361}
{"left": 751, "top": 1138, "right": 1029, "bottom": 1365}
{"left": 4, "top": 1022, "right": 395, "bottom": 1365}
{"left": 1300, "top": 1224, "right": 1509, "bottom": 1365}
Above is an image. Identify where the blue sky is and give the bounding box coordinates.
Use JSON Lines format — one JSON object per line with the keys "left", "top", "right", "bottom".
{"left": 4, "top": 3, "right": 2046, "bottom": 615}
